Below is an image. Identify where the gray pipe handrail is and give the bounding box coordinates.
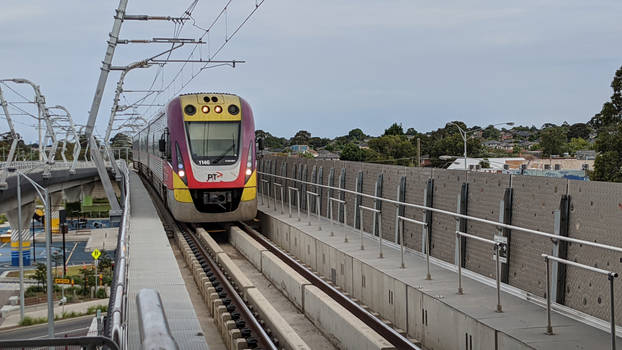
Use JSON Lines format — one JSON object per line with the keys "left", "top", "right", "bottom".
{"left": 108, "top": 160, "right": 131, "bottom": 347}
{"left": 543, "top": 254, "right": 618, "bottom": 349}
{"left": 137, "top": 288, "right": 179, "bottom": 350}
{"left": 258, "top": 171, "right": 622, "bottom": 255}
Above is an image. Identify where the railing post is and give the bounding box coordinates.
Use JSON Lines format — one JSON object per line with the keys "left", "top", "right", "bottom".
{"left": 545, "top": 256, "right": 553, "bottom": 335}
{"left": 609, "top": 273, "right": 616, "bottom": 350}
{"left": 456, "top": 231, "right": 463, "bottom": 294}
{"left": 316, "top": 195, "right": 321, "bottom": 231}
{"left": 425, "top": 223, "right": 431, "bottom": 280}
{"left": 329, "top": 199, "right": 334, "bottom": 236}
{"left": 378, "top": 211, "right": 383, "bottom": 258}
{"left": 343, "top": 202, "right": 348, "bottom": 243}
{"left": 359, "top": 206, "right": 364, "bottom": 250}
{"left": 495, "top": 243, "right": 502, "bottom": 313}
{"left": 296, "top": 189, "right": 301, "bottom": 221}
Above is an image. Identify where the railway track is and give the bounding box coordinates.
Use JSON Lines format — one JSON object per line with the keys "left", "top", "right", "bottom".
{"left": 141, "top": 176, "right": 277, "bottom": 350}
{"left": 142, "top": 174, "right": 419, "bottom": 350}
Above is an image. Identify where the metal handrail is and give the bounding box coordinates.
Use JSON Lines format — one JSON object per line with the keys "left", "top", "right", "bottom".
{"left": 456, "top": 231, "right": 503, "bottom": 312}
{"left": 288, "top": 186, "right": 301, "bottom": 221}
{"left": 0, "top": 336, "right": 119, "bottom": 349}
{"left": 137, "top": 289, "right": 179, "bottom": 350}
{"left": 327, "top": 197, "right": 347, "bottom": 240}
{"left": 306, "top": 191, "right": 321, "bottom": 228}
{"left": 272, "top": 182, "right": 284, "bottom": 214}
{"left": 396, "top": 216, "right": 427, "bottom": 270}
{"left": 258, "top": 171, "right": 622, "bottom": 254}
{"left": 107, "top": 159, "right": 130, "bottom": 347}
{"left": 358, "top": 205, "right": 382, "bottom": 256}
{"left": 543, "top": 254, "right": 619, "bottom": 349}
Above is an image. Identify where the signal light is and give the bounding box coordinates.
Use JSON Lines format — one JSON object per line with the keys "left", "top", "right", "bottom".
{"left": 214, "top": 105, "right": 223, "bottom": 113}
{"left": 201, "top": 105, "right": 210, "bottom": 113}
{"left": 178, "top": 170, "right": 185, "bottom": 178}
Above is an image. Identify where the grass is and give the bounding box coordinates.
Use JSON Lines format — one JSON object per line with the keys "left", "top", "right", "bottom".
{"left": 17, "top": 305, "right": 108, "bottom": 326}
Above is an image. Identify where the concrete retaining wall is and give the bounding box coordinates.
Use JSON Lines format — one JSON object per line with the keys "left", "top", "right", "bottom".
{"left": 261, "top": 213, "right": 533, "bottom": 350}
{"left": 229, "top": 225, "right": 395, "bottom": 350}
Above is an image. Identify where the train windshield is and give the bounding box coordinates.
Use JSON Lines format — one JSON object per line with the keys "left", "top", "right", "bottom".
{"left": 185, "top": 121, "right": 240, "bottom": 165}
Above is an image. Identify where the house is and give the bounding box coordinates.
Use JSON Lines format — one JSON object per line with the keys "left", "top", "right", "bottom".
{"left": 315, "top": 150, "right": 340, "bottom": 160}
{"left": 290, "top": 145, "right": 309, "bottom": 153}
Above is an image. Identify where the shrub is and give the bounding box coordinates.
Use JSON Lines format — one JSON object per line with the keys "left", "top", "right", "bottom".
{"left": 19, "top": 316, "right": 47, "bottom": 326}
{"left": 87, "top": 304, "right": 108, "bottom": 314}
{"left": 96, "top": 288, "right": 107, "bottom": 299}
{"left": 25, "top": 285, "right": 44, "bottom": 297}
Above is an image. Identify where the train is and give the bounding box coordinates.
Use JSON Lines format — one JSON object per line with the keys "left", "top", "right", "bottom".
{"left": 132, "top": 92, "right": 258, "bottom": 222}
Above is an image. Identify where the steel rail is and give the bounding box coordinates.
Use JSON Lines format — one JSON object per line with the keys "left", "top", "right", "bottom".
{"left": 258, "top": 171, "right": 622, "bottom": 254}
{"left": 180, "top": 224, "right": 277, "bottom": 350}
{"left": 237, "top": 221, "right": 422, "bottom": 350}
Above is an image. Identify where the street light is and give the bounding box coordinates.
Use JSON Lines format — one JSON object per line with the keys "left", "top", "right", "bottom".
{"left": 449, "top": 122, "right": 515, "bottom": 170}
{"left": 7, "top": 167, "right": 54, "bottom": 338}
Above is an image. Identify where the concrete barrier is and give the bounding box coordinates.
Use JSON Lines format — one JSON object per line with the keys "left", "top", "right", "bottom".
{"left": 303, "top": 285, "right": 395, "bottom": 350}
{"left": 230, "top": 226, "right": 267, "bottom": 270}
{"left": 245, "top": 288, "right": 311, "bottom": 350}
{"left": 217, "top": 252, "right": 256, "bottom": 300}
{"left": 260, "top": 251, "right": 311, "bottom": 311}
{"left": 196, "top": 227, "right": 225, "bottom": 255}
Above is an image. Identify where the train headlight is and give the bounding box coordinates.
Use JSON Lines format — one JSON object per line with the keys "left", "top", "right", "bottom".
{"left": 228, "top": 104, "right": 240, "bottom": 115}
{"left": 245, "top": 143, "right": 254, "bottom": 183}
{"left": 184, "top": 105, "right": 196, "bottom": 115}
{"left": 214, "top": 105, "right": 223, "bottom": 114}
{"left": 201, "top": 105, "right": 210, "bottom": 113}
{"left": 178, "top": 170, "right": 185, "bottom": 178}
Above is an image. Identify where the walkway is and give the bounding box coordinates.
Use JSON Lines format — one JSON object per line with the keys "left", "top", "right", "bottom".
{"left": 127, "top": 172, "right": 208, "bottom": 349}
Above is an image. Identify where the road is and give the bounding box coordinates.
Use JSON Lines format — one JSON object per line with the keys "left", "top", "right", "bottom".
{"left": 0, "top": 315, "right": 93, "bottom": 340}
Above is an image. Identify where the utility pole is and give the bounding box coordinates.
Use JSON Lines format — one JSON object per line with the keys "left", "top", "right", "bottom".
{"left": 417, "top": 137, "right": 421, "bottom": 167}
{"left": 83, "top": 0, "right": 129, "bottom": 218}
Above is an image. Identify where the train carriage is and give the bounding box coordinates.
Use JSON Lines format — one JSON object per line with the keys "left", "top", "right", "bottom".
{"left": 133, "top": 92, "right": 257, "bottom": 222}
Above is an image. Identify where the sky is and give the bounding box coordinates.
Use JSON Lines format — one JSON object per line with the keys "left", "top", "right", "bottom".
{"left": 1, "top": 0, "right": 621, "bottom": 143}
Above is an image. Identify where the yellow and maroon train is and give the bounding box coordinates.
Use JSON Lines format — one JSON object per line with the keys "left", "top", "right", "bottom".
{"left": 133, "top": 92, "right": 257, "bottom": 222}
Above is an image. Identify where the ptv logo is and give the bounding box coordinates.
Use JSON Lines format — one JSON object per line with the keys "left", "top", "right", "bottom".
{"left": 206, "top": 171, "right": 224, "bottom": 181}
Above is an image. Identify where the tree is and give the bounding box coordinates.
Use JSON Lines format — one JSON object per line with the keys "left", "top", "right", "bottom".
{"left": 340, "top": 143, "right": 365, "bottom": 161}
{"left": 383, "top": 123, "right": 404, "bottom": 136}
{"left": 567, "top": 123, "right": 591, "bottom": 141}
{"left": 308, "top": 137, "right": 330, "bottom": 149}
{"left": 290, "top": 130, "right": 311, "bottom": 145}
{"left": 368, "top": 135, "right": 416, "bottom": 162}
{"left": 34, "top": 263, "right": 47, "bottom": 289}
{"left": 405, "top": 128, "right": 418, "bottom": 136}
{"left": 592, "top": 123, "right": 622, "bottom": 181}
{"left": 589, "top": 66, "right": 622, "bottom": 130}
{"left": 591, "top": 66, "right": 622, "bottom": 181}
{"left": 540, "top": 126, "right": 567, "bottom": 156}
{"left": 255, "top": 130, "right": 287, "bottom": 149}
{"left": 567, "top": 137, "right": 591, "bottom": 155}
{"left": 347, "top": 128, "right": 366, "bottom": 141}
{"left": 482, "top": 125, "right": 501, "bottom": 140}
{"left": 479, "top": 159, "right": 490, "bottom": 168}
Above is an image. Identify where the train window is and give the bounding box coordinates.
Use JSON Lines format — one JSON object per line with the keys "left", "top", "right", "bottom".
{"left": 185, "top": 121, "right": 241, "bottom": 165}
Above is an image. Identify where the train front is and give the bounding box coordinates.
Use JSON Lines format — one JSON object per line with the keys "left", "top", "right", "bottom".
{"left": 165, "top": 93, "right": 257, "bottom": 222}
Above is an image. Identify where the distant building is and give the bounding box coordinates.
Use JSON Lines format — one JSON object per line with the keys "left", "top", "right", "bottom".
{"left": 290, "top": 145, "right": 309, "bottom": 153}
{"left": 315, "top": 150, "right": 340, "bottom": 160}
{"left": 448, "top": 157, "right": 525, "bottom": 171}
{"left": 575, "top": 150, "right": 596, "bottom": 160}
